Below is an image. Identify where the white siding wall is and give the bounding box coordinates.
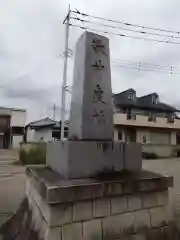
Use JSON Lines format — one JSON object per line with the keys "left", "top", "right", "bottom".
{"left": 114, "top": 127, "right": 175, "bottom": 145}
{"left": 136, "top": 130, "right": 150, "bottom": 144}
{"left": 34, "top": 128, "right": 52, "bottom": 142}
{"left": 114, "top": 129, "right": 118, "bottom": 141}
{"left": 149, "top": 131, "right": 170, "bottom": 144}
{"left": 170, "top": 132, "right": 177, "bottom": 145}
{"left": 27, "top": 129, "right": 35, "bottom": 142}
{"left": 137, "top": 130, "right": 171, "bottom": 144}
{"left": 12, "top": 135, "right": 23, "bottom": 149}
{"left": 11, "top": 110, "right": 26, "bottom": 127}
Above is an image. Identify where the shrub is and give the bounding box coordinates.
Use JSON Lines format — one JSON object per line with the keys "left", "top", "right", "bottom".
{"left": 171, "top": 147, "right": 180, "bottom": 157}
{"left": 19, "top": 149, "right": 28, "bottom": 165}
{"left": 142, "top": 152, "right": 158, "bottom": 159}
{"left": 19, "top": 144, "right": 46, "bottom": 165}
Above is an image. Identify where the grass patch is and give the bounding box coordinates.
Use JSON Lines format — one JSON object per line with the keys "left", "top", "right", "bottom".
{"left": 19, "top": 144, "right": 46, "bottom": 165}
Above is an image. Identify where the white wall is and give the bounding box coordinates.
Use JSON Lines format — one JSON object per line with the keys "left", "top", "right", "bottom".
{"left": 12, "top": 135, "right": 23, "bottom": 149}
{"left": 149, "top": 131, "right": 170, "bottom": 144}
{"left": 11, "top": 110, "right": 26, "bottom": 127}
{"left": 27, "top": 129, "right": 35, "bottom": 142}
{"left": 137, "top": 130, "right": 171, "bottom": 144}
{"left": 114, "top": 126, "right": 175, "bottom": 145}
{"left": 170, "top": 132, "right": 177, "bottom": 145}
{"left": 34, "top": 128, "right": 52, "bottom": 142}
{"left": 136, "top": 130, "right": 150, "bottom": 144}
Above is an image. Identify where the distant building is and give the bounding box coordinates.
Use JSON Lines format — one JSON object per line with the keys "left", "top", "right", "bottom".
{"left": 0, "top": 107, "right": 26, "bottom": 149}
{"left": 25, "top": 117, "right": 69, "bottom": 142}
{"left": 113, "top": 89, "right": 180, "bottom": 147}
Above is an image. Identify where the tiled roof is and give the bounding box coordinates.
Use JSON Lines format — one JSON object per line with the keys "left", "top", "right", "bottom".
{"left": 27, "top": 117, "right": 57, "bottom": 128}
{"left": 113, "top": 89, "right": 179, "bottom": 112}
{"left": 27, "top": 117, "right": 69, "bottom": 129}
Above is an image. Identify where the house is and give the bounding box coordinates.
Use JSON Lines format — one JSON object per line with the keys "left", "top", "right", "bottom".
{"left": 25, "top": 117, "right": 69, "bottom": 142}
{"left": 113, "top": 88, "right": 180, "bottom": 156}
{"left": 25, "top": 90, "right": 180, "bottom": 157}
{"left": 0, "top": 107, "right": 26, "bottom": 149}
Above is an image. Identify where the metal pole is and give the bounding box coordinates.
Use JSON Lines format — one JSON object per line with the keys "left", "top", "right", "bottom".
{"left": 53, "top": 104, "right": 56, "bottom": 120}
{"left": 61, "top": 4, "right": 70, "bottom": 140}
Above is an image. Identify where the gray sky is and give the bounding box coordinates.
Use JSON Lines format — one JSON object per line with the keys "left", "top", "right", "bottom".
{"left": 1, "top": 0, "right": 180, "bottom": 122}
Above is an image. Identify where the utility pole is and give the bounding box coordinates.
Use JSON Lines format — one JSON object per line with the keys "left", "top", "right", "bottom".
{"left": 61, "top": 4, "right": 71, "bottom": 140}
{"left": 53, "top": 104, "right": 56, "bottom": 120}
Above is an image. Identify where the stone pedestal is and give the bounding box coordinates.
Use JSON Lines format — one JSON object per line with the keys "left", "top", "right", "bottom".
{"left": 46, "top": 141, "right": 142, "bottom": 179}
{"left": 25, "top": 166, "right": 177, "bottom": 240}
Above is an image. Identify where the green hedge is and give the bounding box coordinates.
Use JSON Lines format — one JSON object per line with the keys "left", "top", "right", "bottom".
{"left": 19, "top": 144, "right": 46, "bottom": 165}
{"left": 142, "top": 152, "right": 158, "bottom": 159}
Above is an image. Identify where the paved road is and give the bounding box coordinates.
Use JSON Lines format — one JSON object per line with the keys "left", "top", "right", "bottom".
{"left": 0, "top": 161, "right": 25, "bottom": 225}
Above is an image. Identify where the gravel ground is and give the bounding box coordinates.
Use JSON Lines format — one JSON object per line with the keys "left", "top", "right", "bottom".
{"left": 0, "top": 162, "right": 25, "bottom": 225}
{"left": 143, "top": 158, "right": 180, "bottom": 227}
{"left": 143, "top": 159, "right": 180, "bottom": 204}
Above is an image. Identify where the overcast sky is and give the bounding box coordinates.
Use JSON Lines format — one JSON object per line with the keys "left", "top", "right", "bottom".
{"left": 1, "top": 0, "right": 180, "bottom": 122}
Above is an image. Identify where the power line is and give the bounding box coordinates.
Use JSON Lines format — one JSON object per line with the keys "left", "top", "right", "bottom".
{"left": 72, "top": 9, "right": 180, "bottom": 35}
{"left": 69, "top": 23, "right": 180, "bottom": 45}
{"left": 112, "top": 63, "right": 180, "bottom": 74}
{"left": 111, "top": 59, "right": 180, "bottom": 73}
{"left": 112, "top": 58, "right": 173, "bottom": 69}
{"left": 71, "top": 17, "right": 180, "bottom": 40}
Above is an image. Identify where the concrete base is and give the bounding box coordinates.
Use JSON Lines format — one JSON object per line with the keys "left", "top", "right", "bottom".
{"left": 46, "top": 141, "right": 142, "bottom": 179}
{"left": 23, "top": 166, "right": 176, "bottom": 240}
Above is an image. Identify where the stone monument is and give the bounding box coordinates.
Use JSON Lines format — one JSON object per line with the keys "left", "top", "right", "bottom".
{"left": 15, "top": 31, "right": 175, "bottom": 240}
{"left": 46, "top": 31, "right": 142, "bottom": 179}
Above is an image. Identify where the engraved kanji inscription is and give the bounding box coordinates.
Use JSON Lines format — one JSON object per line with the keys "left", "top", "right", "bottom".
{"left": 93, "top": 84, "right": 106, "bottom": 104}
{"left": 91, "top": 109, "right": 106, "bottom": 125}
{"left": 91, "top": 60, "right": 104, "bottom": 69}
{"left": 92, "top": 39, "right": 107, "bottom": 56}
{"left": 92, "top": 39, "right": 104, "bottom": 48}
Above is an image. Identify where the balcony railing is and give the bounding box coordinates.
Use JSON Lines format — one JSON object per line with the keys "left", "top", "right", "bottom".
{"left": 127, "top": 113, "right": 136, "bottom": 120}
{"left": 114, "top": 113, "right": 180, "bottom": 129}
{"left": 167, "top": 117, "right": 174, "bottom": 124}
{"left": 148, "top": 115, "right": 156, "bottom": 122}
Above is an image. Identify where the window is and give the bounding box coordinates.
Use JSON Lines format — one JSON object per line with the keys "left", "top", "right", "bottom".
{"left": 127, "top": 109, "right": 136, "bottom": 120}
{"left": 127, "top": 109, "right": 132, "bottom": 120}
{"left": 52, "top": 127, "right": 68, "bottom": 140}
{"left": 64, "top": 127, "right": 68, "bottom": 138}
{"left": 128, "top": 92, "right": 134, "bottom": 100}
{"left": 167, "top": 114, "right": 174, "bottom": 123}
{"left": 12, "top": 127, "right": 24, "bottom": 135}
{"left": 118, "top": 131, "right": 122, "bottom": 140}
{"left": 152, "top": 95, "right": 158, "bottom": 104}
{"left": 176, "top": 133, "right": 180, "bottom": 144}
{"left": 142, "top": 135, "right": 146, "bottom": 143}
{"left": 148, "top": 113, "right": 156, "bottom": 122}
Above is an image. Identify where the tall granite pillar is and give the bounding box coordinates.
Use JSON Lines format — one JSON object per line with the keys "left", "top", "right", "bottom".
{"left": 69, "top": 32, "right": 113, "bottom": 140}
